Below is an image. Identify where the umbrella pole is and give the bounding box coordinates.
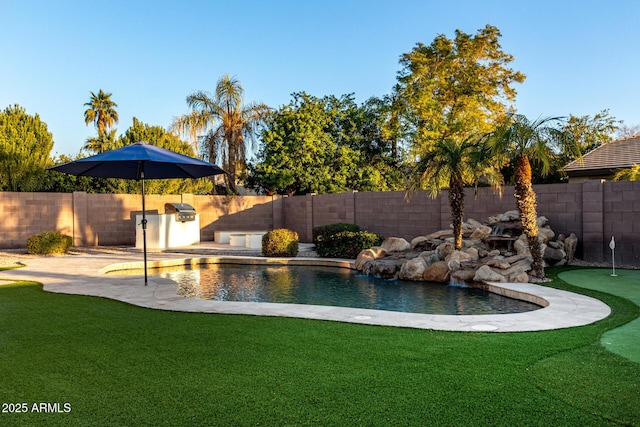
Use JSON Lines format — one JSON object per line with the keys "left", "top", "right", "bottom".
{"left": 141, "top": 171, "right": 148, "bottom": 286}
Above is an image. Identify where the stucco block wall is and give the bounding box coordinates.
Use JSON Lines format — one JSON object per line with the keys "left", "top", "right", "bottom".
{"left": 354, "top": 191, "right": 440, "bottom": 241}
{"left": 0, "top": 192, "right": 73, "bottom": 247}
{"left": 283, "top": 194, "right": 313, "bottom": 242}
{"left": 193, "top": 195, "right": 276, "bottom": 242}
{"left": 602, "top": 181, "right": 640, "bottom": 265}
{"left": 1, "top": 181, "right": 638, "bottom": 265}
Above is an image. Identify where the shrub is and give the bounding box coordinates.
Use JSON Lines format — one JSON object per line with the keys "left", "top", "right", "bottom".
{"left": 312, "top": 223, "right": 360, "bottom": 245}
{"left": 262, "top": 229, "right": 299, "bottom": 257}
{"left": 316, "top": 230, "right": 384, "bottom": 259}
{"left": 26, "top": 231, "right": 72, "bottom": 255}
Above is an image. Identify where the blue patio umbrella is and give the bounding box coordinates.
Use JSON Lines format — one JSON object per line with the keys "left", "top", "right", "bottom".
{"left": 49, "top": 141, "right": 227, "bottom": 285}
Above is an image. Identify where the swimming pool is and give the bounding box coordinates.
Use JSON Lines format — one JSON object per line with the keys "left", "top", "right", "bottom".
{"left": 139, "top": 263, "right": 541, "bottom": 315}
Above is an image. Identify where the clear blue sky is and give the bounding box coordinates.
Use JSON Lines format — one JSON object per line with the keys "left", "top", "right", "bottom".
{"left": 2, "top": 0, "right": 639, "bottom": 157}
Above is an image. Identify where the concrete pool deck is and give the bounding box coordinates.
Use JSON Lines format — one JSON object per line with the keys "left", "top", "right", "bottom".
{"left": 0, "top": 244, "right": 611, "bottom": 332}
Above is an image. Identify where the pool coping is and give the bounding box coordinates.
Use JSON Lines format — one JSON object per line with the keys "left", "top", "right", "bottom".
{"left": 0, "top": 253, "right": 611, "bottom": 332}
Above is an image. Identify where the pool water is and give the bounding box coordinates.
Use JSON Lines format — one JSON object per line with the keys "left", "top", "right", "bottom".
{"left": 148, "top": 264, "right": 541, "bottom": 315}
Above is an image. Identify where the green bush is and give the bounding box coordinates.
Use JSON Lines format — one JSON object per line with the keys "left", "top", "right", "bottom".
{"left": 316, "top": 230, "right": 384, "bottom": 259}
{"left": 262, "top": 229, "right": 299, "bottom": 257}
{"left": 312, "top": 223, "right": 360, "bottom": 245}
{"left": 26, "top": 231, "right": 72, "bottom": 255}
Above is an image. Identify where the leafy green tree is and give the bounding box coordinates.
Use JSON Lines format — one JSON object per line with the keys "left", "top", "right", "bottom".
{"left": 249, "top": 92, "right": 404, "bottom": 195}
{"left": 48, "top": 118, "right": 212, "bottom": 195}
{"left": 356, "top": 92, "right": 406, "bottom": 190}
{"left": 562, "top": 109, "right": 619, "bottom": 159}
{"left": 407, "top": 136, "right": 501, "bottom": 249}
{"left": 0, "top": 104, "right": 54, "bottom": 191}
{"left": 110, "top": 118, "right": 212, "bottom": 195}
{"left": 249, "top": 92, "right": 357, "bottom": 195}
{"left": 172, "top": 74, "right": 271, "bottom": 194}
{"left": 489, "top": 114, "right": 579, "bottom": 278}
{"left": 43, "top": 154, "right": 112, "bottom": 193}
{"left": 397, "top": 25, "right": 525, "bottom": 155}
{"left": 84, "top": 89, "right": 119, "bottom": 135}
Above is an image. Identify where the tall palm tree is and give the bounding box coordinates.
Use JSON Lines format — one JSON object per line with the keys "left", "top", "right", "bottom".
{"left": 84, "top": 89, "right": 119, "bottom": 134}
{"left": 172, "top": 74, "right": 271, "bottom": 194}
{"left": 490, "top": 114, "right": 579, "bottom": 278}
{"left": 613, "top": 164, "right": 640, "bottom": 181}
{"left": 408, "top": 136, "right": 501, "bottom": 249}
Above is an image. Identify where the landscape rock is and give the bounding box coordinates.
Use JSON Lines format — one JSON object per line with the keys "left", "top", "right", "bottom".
{"left": 462, "top": 218, "right": 485, "bottom": 235}
{"left": 419, "top": 251, "right": 440, "bottom": 265}
{"left": 436, "top": 242, "right": 455, "bottom": 260}
{"left": 543, "top": 246, "right": 566, "bottom": 263}
{"left": 353, "top": 210, "right": 579, "bottom": 286}
{"left": 565, "top": 233, "right": 578, "bottom": 262}
{"left": 483, "top": 258, "right": 511, "bottom": 269}
{"left": 355, "top": 247, "right": 386, "bottom": 270}
{"left": 495, "top": 257, "right": 533, "bottom": 277}
{"left": 548, "top": 240, "right": 562, "bottom": 249}
{"left": 537, "top": 216, "right": 549, "bottom": 227}
{"left": 380, "top": 237, "right": 411, "bottom": 252}
{"left": 500, "top": 210, "right": 520, "bottom": 222}
{"left": 509, "top": 272, "right": 530, "bottom": 283}
{"left": 504, "top": 253, "right": 531, "bottom": 264}
{"left": 399, "top": 257, "right": 428, "bottom": 281}
{"left": 426, "top": 229, "right": 454, "bottom": 240}
{"left": 445, "top": 249, "right": 475, "bottom": 264}
{"left": 450, "top": 269, "right": 477, "bottom": 282}
{"left": 538, "top": 227, "right": 555, "bottom": 243}
{"left": 423, "top": 261, "right": 450, "bottom": 283}
{"left": 513, "top": 237, "right": 530, "bottom": 255}
{"left": 470, "top": 225, "right": 493, "bottom": 240}
{"left": 410, "top": 236, "right": 430, "bottom": 249}
{"left": 473, "top": 265, "right": 506, "bottom": 283}
{"left": 363, "top": 258, "right": 404, "bottom": 279}
{"left": 462, "top": 247, "right": 479, "bottom": 260}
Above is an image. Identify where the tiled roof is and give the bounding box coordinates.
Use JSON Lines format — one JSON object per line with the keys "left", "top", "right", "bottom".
{"left": 563, "top": 134, "right": 640, "bottom": 175}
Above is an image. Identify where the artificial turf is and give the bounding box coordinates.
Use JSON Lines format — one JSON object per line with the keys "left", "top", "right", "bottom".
{"left": 0, "top": 269, "right": 638, "bottom": 426}
{"left": 559, "top": 268, "right": 640, "bottom": 364}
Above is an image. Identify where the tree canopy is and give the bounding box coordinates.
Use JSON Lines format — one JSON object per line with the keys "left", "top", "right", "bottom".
{"left": 172, "top": 74, "right": 271, "bottom": 194}
{"left": 248, "top": 92, "right": 405, "bottom": 195}
{"left": 397, "top": 25, "right": 525, "bottom": 155}
{"left": 561, "top": 109, "right": 619, "bottom": 160}
{"left": 47, "top": 118, "right": 212, "bottom": 195}
{"left": 84, "top": 89, "right": 119, "bottom": 135}
{"left": 0, "top": 104, "right": 54, "bottom": 191}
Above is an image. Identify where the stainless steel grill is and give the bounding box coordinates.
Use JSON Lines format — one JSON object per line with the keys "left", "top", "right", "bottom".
{"left": 165, "top": 203, "right": 196, "bottom": 222}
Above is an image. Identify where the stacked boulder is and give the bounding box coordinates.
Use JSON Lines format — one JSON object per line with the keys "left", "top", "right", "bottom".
{"left": 354, "top": 210, "right": 578, "bottom": 284}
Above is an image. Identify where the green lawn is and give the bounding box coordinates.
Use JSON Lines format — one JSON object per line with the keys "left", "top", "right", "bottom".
{"left": 559, "top": 268, "right": 640, "bottom": 364}
{"left": 0, "top": 268, "right": 639, "bottom": 426}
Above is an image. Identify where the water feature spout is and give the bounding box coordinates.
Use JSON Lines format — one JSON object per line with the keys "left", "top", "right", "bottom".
{"left": 491, "top": 224, "right": 506, "bottom": 237}
{"left": 448, "top": 277, "right": 471, "bottom": 288}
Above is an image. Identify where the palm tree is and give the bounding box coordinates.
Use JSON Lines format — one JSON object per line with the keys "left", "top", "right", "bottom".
{"left": 613, "top": 164, "right": 640, "bottom": 181}
{"left": 407, "top": 136, "right": 501, "bottom": 249}
{"left": 83, "top": 129, "right": 118, "bottom": 154}
{"left": 490, "top": 114, "right": 579, "bottom": 278}
{"left": 84, "top": 90, "right": 119, "bottom": 134}
{"left": 172, "top": 74, "right": 271, "bottom": 194}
